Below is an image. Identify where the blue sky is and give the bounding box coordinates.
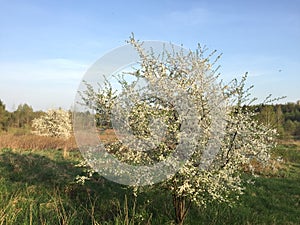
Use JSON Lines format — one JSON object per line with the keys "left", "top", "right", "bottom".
{"left": 0, "top": 0, "right": 299, "bottom": 110}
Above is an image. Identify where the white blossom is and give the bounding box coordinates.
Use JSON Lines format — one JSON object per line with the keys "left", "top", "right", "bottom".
{"left": 32, "top": 109, "right": 72, "bottom": 139}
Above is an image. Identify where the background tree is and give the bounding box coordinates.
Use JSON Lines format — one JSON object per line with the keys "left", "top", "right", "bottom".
{"left": 0, "top": 99, "right": 9, "bottom": 132}
{"left": 275, "top": 103, "right": 300, "bottom": 139}
{"left": 284, "top": 120, "right": 297, "bottom": 138}
{"left": 77, "top": 37, "right": 277, "bottom": 225}
{"left": 32, "top": 109, "right": 72, "bottom": 157}
{"left": 13, "top": 104, "right": 34, "bottom": 128}
{"left": 257, "top": 105, "right": 277, "bottom": 127}
{"left": 275, "top": 105, "right": 285, "bottom": 138}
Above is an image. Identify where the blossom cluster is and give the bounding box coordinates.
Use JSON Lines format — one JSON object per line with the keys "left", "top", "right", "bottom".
{"left": 32, "top": 109, "right": 72, "bottom": 139}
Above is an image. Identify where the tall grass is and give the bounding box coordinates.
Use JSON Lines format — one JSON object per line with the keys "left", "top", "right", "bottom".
{"left": 0, "top": 134, "right": 77, "bottom": 151}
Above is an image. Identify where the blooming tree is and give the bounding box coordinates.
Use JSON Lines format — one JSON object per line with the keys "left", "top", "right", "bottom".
{"left": 32, "top": 109, "right": 72, "bottom": 139}
{"left": 76, "top": 36, "right": 277, "bottom": 225}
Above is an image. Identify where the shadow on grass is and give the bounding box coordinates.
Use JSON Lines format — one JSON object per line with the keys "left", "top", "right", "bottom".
{"left": 0, "top": 148, "right": 145, "bottom": 224}
{"left": 0, "top": 148, "right": 174, "bottom": 224}
{"left": 0, "top": 150, "right": 75, "bottom": 186}
{"left": 0, "top": 148, "right": 130, "bottom": 195}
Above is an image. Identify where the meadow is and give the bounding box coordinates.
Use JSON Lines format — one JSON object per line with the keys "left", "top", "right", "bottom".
{"left": 0, "top": 134, "right": 299, "bottom": 224}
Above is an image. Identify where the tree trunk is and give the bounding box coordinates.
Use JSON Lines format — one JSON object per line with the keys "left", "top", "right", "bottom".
{"left": 173, "top": 195, "right": 190, "bottom": 225}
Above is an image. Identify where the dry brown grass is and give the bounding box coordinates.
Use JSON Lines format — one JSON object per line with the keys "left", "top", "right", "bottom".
{"left": 0, "top": 129, "right": 119, "bottom": 152}
{"left": 98, "top": 129, "right": 118, "bottom": 143}
{"left": 0, "top": 133, "right": 77, "bottom": 151}
{"left": 243, "top": 158, "right": 285, "bottom": 176}
{"left": 277, "top": 139, "right": 300, "bottom": 147}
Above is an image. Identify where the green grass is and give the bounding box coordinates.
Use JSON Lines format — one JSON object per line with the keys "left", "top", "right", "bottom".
{"left": 0, "top": 144, "right": 300, "bottom": 224}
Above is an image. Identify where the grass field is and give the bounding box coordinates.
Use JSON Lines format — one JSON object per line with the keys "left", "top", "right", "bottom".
{"left": 0, "top": 141, "right": 299, "bottom": 224}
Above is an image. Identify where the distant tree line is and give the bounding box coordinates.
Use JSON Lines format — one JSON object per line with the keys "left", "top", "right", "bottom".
{"left": 1, "top": 98, "right": 300, "bottom": 139}
{"left": 0, "top": 99, "right": 44, "bottom": 132}
{"left": 253, "top": 102, "right": 300, "bottom": 140}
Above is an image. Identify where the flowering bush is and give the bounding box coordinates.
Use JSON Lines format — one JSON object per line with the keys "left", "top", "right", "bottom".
{"left": 32, "top": 109, "right": 72, "bottom": 139}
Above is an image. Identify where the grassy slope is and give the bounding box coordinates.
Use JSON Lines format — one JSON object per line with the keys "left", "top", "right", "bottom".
{"left": 0, "top": 143, "right": 299, "bottom": 225}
